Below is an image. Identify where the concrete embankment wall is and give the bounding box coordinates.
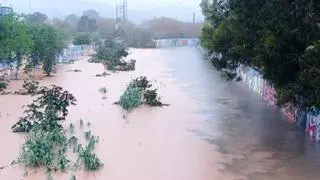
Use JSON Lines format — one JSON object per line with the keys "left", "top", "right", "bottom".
{"left": 56, "top": 45, "right": 91, "bottom": 63}
{"left": 237, "top": 66, "right": 320, "bottom": 140}
{"left": 155, "top": 38, "right": 200, "bottom": 48}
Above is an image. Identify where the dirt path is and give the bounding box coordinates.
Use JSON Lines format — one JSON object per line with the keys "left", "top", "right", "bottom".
{"left": 0, "top": 49, "right": 229, "bottom": 180}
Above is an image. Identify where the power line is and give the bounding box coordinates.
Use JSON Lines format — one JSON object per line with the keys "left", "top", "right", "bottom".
{"left": 116, "top": 0, "right": 127, "bottom": 23}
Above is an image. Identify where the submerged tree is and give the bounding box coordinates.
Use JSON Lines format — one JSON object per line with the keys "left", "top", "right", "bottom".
{"left": 90, "top": 40, "right": 128, "bottom": 70}
{"left": 12, "top": 85, "right": 77, "bottom": 132}
{"left": 117, "top": 76, "right": 168, "bottom": 112}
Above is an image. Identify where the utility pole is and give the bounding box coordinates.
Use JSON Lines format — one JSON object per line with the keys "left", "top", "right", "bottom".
{"left": 116, "top": 0, "right": 127, "bottom": 23}
{"left": 123, "top": 0, "right": 127, "bottom": 21}
{"left": 193, "top": 13, "right": 195, "bottom": 24}
{"left": 28, "top": 0, "right": 32, "bottom": 13}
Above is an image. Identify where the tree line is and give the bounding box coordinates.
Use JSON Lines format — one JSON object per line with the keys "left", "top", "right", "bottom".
{"left": 0, "top": 9, "right": 202, "bottom": 84}
{"left": 200, "top": 0, "right": 320, "bottom": 110}
{"left": 0, "top": 13, "right": 66, "bottom": 77}
{"left": 49, "top": 10, "right": 202, "bottom": 47}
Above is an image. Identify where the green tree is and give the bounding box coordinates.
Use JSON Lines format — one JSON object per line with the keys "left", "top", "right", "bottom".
{"left": 73, "top": 32, "right": 92, "bottom": 45}
{"left": 200, "top": 0, "right": 320, "bottom": 109}
{"left": 0, "top": 14, "right": 32, "bottom": 79}
{"left": 91, "top": 40, "right": 128, "bottom": 70}
{"left": 28, "top": 25, "right": 66, "bottom": 76}
{"left": 82, "top": 10, "right": 100, "bottom": 20}
{"left": 77, "top": 15, "right": 97, "bottom": 33}
{"left": 25, "top": 12, "right": 47, "bottom": 24}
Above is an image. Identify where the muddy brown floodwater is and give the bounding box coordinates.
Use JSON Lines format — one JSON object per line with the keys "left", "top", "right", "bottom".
{"left": 0, "top": 47, "right": 320, "bottom": 180}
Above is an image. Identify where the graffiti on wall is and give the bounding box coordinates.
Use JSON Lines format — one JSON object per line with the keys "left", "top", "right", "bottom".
{"left": 237, "top": 66, "right": 320, "bottom": 140}
{"left": 306, "top": 111, "right": 320, "bottom": 141}
{"left": 155, "top": 38, "right": 200, "bottom": 48}
{"left": 57, "top": 45, "right": 90, "bottom": 63}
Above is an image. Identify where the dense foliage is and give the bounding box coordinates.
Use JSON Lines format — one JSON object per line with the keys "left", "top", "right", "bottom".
{"left": 12, "top": 84, "right": 77, "bottom": 132}
{"left": 20, "top": 127, "right": 68, "bottom": 170}
{"left": 0, "top": 80, "right": 8, "bottom": 91}
{"left": 117, "top": 76, "right": 167, "bottom": 112}
{"left": 0, "top": 14, "right": 32, "bottom": 79}
{"left": 90, "top": 40, "right": 128, "bottom": 70}
{"left": 0, "top": 13, "right": 67, "bottom": 78}
{"left": 73, "top": 32, "right": 92, "bottom": 45}
{"left": 119, "top": 85, "right": 143, "bottom": 111}
{"left": 14, "top": 84, "right": 102, "bottom": 177}
{"left": 140, "top": 17, "right": 203, "bottom": 39}
{"left": 200, "top": 0, "right": 320, "bottom": 109}
{"left": 28, "top": 24, "right": 66, "bottom": 76}
{"left": 24, "top": 12, "right": 48, "bottom": 25}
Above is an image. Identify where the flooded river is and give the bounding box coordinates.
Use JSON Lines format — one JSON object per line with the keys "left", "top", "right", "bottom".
{"left": 0, "top": 47, "right": 319, "bottom": 180}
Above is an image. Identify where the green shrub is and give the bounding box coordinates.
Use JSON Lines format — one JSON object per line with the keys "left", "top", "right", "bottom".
{"left": 77, "top": 135, "right": 103, "bottom": 171}
{"left": 73, "top": 32, "right": 92, "bottom": 45}
{"left": 15, "top": 84, "right": 104, "bottom": 175}
{"left": 20, "top": 128, "right": 68, "bottom": 170}
{"left": 70, "top": 175, "right": 76, "bottom": 180}
{"left": 119, "top": 86, "right": 142, "bottom": 111}
{"left": 20, "top": 130, "right": 55, "bottom": 168}
{"left": 117, "top": 76, "right": 167, "bottom": 111}
{"left": 84, "top": 131, "right": 92, "bottom": 141}
{"left": 78, "top": 146, "right": 103, "bottom": 171}
{"left": 68, "top": 136, "right": 78, "bottom": 148}
{"left": 21, "top": 81, "right": 40, "bottom": 95}
{"left": 90, "top": 40, "right": 128, "bottom": 70}
{"left": 12, "top": 85, "right": 77, "bottom": 132}
{"left": 130, "top": 76, "right": 152, "bottom": 90}
{"left": 143, "top": 89, "right": 162, "bottom": 106}
{"left": 0, "top": 81, "right": 8, "bottom": 91}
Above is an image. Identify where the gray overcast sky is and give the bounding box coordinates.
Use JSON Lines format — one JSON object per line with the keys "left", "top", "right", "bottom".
{"left": 0, "top": 0, "right": 203, "bottom": 23}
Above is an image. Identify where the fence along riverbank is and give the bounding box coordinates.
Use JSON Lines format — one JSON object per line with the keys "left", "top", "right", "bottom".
{"left": 0, "top": 45, "right": 91, "bottom": 79}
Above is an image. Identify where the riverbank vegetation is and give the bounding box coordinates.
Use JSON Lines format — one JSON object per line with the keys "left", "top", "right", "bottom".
{"left": 51, "top": 10, "right": 202, "bottom": 48}
{"left": 89, "top": 40, "right": 136, "bottom": 71}
{"left": 0, "top": 9, "right": 202, "bottom": 90}
{"left": 10, "top": 82, "right": 103, "bottom": 179}
{"left": 0, "top": 14, "right": 66, "bottom": 79}
{"left": 200, "top": 0, "right": 320, "bottom": 110}
{"left": 117, "top": 76, "right": 168, "bottom": 112}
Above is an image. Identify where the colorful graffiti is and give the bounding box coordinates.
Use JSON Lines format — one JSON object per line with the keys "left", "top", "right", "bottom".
{"left": 155, "top": 38, "right": 200, "bottom": 48}
{"left": 306, "top": 111, "right": 320, "bottom": 141}
{"left": 237, "top": 66, "right": 320, "bottom": 140}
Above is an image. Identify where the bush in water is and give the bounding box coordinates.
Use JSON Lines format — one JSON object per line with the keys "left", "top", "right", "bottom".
{"left": 143, "top": 89, "right": 163, "bottom": 106}
{"left": 119, "top": 85, "right": 143, "bottom": 111}
{"left": 117, "top": 76, "right": 168, "bottom": 111}
{"left": 20, "top": 127, "right": 68, "bottom": 170}
{"left": 77, "top": 135, "right": 103, "bottom": 171}
{"left": 78, "top": 145, "right": 103, "bottom": 171}
{"left": 91, "top": 40, "right": 128, "bottom": 70}
{"left": 14, "top": 81, "right": 40, "bottom": 95}
{"left": 13, "top": 84, "right": 103, "bottom": 177}
{"left": 12, "top": 85, "right": 77, "bottom": 132}
{"left": 0, "top": 81, "right": 8, "bottom": 91}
